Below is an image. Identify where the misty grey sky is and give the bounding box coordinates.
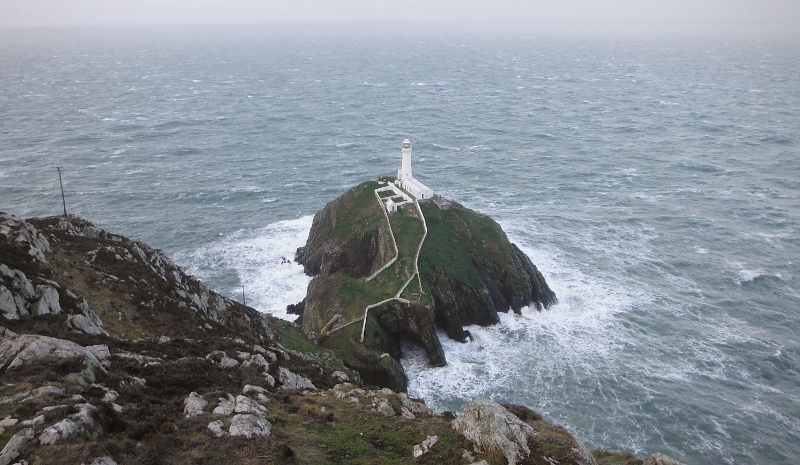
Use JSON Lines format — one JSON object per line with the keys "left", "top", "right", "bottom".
{"left": 1, "top": 0, "right": 799, "bottom": 33}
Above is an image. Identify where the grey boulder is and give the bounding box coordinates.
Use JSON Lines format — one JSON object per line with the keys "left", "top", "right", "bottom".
{"left": 31, "top": 285, "right": 62, "bottom": 316}
{"left": 278, "top": 367, "right": 315, "bottom": 390}
{"left": 0, "top": 334, "right": 103, "bottom": 382}
{"left": 228, "top": 413, "right": 271, "bottom": 438}
{"left": 452, "top": 399, "right": 538, "bottom": 465}
{"left": 0, "top": 427, "right": 34, "bottom": 465}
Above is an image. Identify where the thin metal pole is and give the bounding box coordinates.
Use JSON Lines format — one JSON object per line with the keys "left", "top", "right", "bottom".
{"left": 242, "top": 286, "right": 246, "bottom": 306}
{"left": 55, "top": 166, "right": 67, "bottom": 217}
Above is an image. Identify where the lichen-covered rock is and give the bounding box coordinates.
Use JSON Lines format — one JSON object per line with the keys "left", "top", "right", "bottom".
{"left": 644, "top": 452, "right": 687, "bottom": 465}
{"left": 0, "top": 326, "right": 16, "bottom": 339}
{"left": 67, "top": 314, "right": 105, "bottom": 336}
{"left": 278, "top": 367, "right": 316, "bottom": 390}
{"left": 31, "top": 285, "right": 61, "bottom": 316}
{"left": 67, "top": 300, "right": 108, "bottom": 336}
{"left": 374, "top": 398, "right": 395, "bottom": 417}
{"left": 242, "top": 353, "right": 269, "bottom": 371}
{"left": 234, "top": 395, "right": 266, "bottom": 414}
{"left": 183, "top": 392, "right": 208, "bottom": 417}
{"left": 207, "top": 419, "right": 226, "bottom": 437}
{"left": 205, "top": 350, "right": 239, "bottom": 368}
{"left": 452, "top": 399, "right": 538, "bottom": 465}
{"left": 39, "top": 403, "right": 97, "bottom": 445}
{"left": 228, "top": 413, "right": 271, "bottom": 438}
{"left": 0, "top": 416, "right": 18, "bottom": 435}
{"left": 0, "top": 286, "right": 23, "bottom": 320}
{"left": 413, "top": 435, "right": 438, "bottom": 458}
{"left": 398, "top": 392, "right": 429, "bottom": 416}
{"left": 242, "top": 384, "right": 267, "bottom": 396}
{"left": 28, "top": 385, "right": 65, "bottom": 399}
{"left": 1, "top": 213, "right": 51, "bottom": 262}
{"left": 0, "top": 264, "right": 12, "bottom": 279}
{"left": 0, "top": 427, "right": 34, "bottom": 465}
{"left": 0, "top": 334, "right": 103, "bottom": 382}
{"left": 213, "top": 394, "right": 235, "bottom": 415}
{"left": 86, "top": 344, "right": 111, "bottom": 361}
{"left": 11, "top": 271, "right": 36, "bottom": 301}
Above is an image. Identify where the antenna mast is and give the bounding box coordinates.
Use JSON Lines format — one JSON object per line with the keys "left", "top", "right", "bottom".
{"left": 54, "top": 165, "right": 67, "bottom": 217}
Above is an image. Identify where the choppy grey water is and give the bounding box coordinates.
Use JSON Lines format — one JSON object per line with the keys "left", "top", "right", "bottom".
{"left": 2, "top": 26, "right": 799, "bottom": 464}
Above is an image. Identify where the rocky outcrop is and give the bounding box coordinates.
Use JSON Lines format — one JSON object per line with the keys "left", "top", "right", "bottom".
{"left": 0, "top": 212, "right": 275, "bottom": 344}
{"left": 0, "top": 427, "right": 34, "bottom": 465}
{"left": 278, "top": 366, "right": 316, "bottom": 390}
{"left": 228, "top": 413, "right": 272, "bottom": 438}
{"left": 292, "top": 181, "right": 556, "bottom": 391}
{"left": 39, "top": 402, "right": 98, "bottom": 444}
{"left": 1, "top": 213, "right": 51, "bottom": 263}
{"left": 0, "top": 334, "right": 103, "bottom": 382}
{"left": 412, "top": 435, "right": 438, "bottom": 458}
{"left": 453, "top": 400, "right": 600, "bottom": 465}
{"left": 452, "top": 399, "right": 539, "bottom": 465}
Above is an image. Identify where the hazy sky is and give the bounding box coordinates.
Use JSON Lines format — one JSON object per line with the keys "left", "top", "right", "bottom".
{"left": 2, "top": 0, "right": 799, "bottom": 34}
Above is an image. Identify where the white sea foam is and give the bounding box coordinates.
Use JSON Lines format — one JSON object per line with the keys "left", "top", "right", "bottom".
{"left": 737, "top": 269, "right": 764, "bottom": 282}
{"left": 186, "top": 216, "right": 313, "bottom": 320}
{"left": 403, "top": 225, "right": 645, "bottom": 413}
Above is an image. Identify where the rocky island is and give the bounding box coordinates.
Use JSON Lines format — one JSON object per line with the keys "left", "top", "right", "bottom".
{"left": 291, "top": 178, "right": 556, "bottom": 392}
{"left": 0, "top": 211, "right": 683, "bottom": 465}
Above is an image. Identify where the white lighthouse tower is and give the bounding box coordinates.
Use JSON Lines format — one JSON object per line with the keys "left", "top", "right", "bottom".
{"left": 398, "top": 139, "right": 413, "bottom": 180}
{"left": 396, "top": 139, "right": 433, "bottom": 200}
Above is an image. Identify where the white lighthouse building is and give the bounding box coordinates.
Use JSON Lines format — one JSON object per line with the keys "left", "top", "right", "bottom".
{"left": 397, "top": 139, "right": 433, "bottom": 200}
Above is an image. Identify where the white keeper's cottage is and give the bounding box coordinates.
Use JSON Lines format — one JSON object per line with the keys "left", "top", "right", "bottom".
{"left": 397, "top": 139, "right": 433, "bottom": 200}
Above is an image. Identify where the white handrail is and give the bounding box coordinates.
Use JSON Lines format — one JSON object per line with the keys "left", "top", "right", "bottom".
{"left": 365, "top": 188, "right": 399, "bottom": 282}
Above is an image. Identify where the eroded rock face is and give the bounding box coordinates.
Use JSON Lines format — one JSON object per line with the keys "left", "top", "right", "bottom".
{"left": 452, "top": 399, "right": 538, "bottom": 465}
{"left": 67, "top": 300, "right": 108, "bottom": 336}
{"left": 0, "top": 286, "right": 24, "bottom": 320}
{"left": 295, "top": 185, "right": 394, "bottom": 279}
{"left": 31, "top": 285, "right": 61, "bottom": 316}
{"left": 11, "top": 271, "right": 36, "bottom": 301}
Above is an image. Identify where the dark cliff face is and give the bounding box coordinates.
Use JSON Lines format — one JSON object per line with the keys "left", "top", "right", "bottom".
{"left": 295, "top": 183, "right": 394, "bottom": 279}
{"left": 292, "top": 181, "right": 557, "bottom": 391}
{"left": 416, "top": 201, "right": 557, "bottom": 344}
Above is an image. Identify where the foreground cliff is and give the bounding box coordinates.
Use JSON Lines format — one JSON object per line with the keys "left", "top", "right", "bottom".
{"left": 293, "top": 180, "right": 557, "bottom": 391}
{"left": 0, "top": 211, "right": 682, "bottom": 465}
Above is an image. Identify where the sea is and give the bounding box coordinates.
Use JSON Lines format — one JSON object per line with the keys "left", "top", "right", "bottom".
{"left": 1, "top": 25, "right": 798, "bottom": 464}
